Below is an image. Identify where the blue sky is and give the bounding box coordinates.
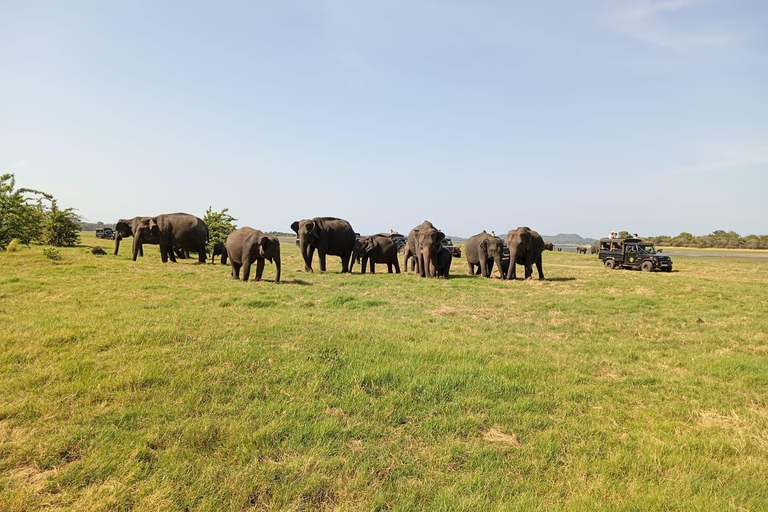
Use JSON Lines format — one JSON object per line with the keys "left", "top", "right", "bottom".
{"left": 1, "top": 0, "right": 766, "bottom": 238}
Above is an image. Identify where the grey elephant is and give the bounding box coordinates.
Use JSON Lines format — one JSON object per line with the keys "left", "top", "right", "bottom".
{"left": 211, "top": 242, "right": 228, "bottom": 264}
{"left": 403, "top": 220, "right": 444, "bottom": 278}
{"left": 351, "top": 235, "right": 401, "bottom": 274}
{"left": 544, "top": 241, "right": 554, "bottom": 251}
{"left": 291, "top": 217, "right": 355, "bottom": 273}
{"left": 590, "top": 241, "right": 599, "bottom": 254}
{"left": 115, "top": 216, "right": 189, "bottom": 260}
{"left": 576, "top": 246, "right": 589, "bottom": 254}
{"left": 114, "top": 217, "right": 155, "bottom": 256}
{"left": 464, "top": 231, "right": 505, "bottom": 278}
{"left": 436, "top": 246, "right": 452, "bottom": 278}
{"left": 134, "top": 213, "right": 209, "bottom": 263}
{"left": 505, "top": 226, "right": 545, "bottom": 280}
{"left": 225, "top": 227, "right": 281, "bottom": 283}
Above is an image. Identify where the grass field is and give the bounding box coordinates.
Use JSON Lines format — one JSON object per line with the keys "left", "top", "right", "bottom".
{"left": 1, "top": 234, "right": 767, "bottom": 511}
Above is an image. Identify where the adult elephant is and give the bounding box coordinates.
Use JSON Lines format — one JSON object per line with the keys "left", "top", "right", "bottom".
{"left": 590, "top": 241, "right": 599, "bottom": 254}
{"left": 505, "top": 227, "right": 545, "bottom": 280}
{"left": 225, "top": 227, "right": 281, "bottom": 283}
{"left": 464, "top": 231, "right": 505, "bottom": 278}
{"left": 352, "top": 235, "right": 401, "bottom": 274}
{"left": 576, "top": 246, "right": 589, "bottom": 254}
{"left": 114, "top": 217, "right": 155, "bottom": 256}
{"left": 404, "top": 221, "right": 444, "bottom": 278}
{"left": 544, "top": 241, "right": 554, "bottom": 251}
{"left": 135, "top": 213, "right": 209, "bottom": 263}
{"left": 291, "top": 217, "right": 355, "bottom": 273}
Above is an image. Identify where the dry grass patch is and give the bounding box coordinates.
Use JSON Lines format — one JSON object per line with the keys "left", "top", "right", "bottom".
{"left": 482, "top": 427, "right": 521, "bottom": 447}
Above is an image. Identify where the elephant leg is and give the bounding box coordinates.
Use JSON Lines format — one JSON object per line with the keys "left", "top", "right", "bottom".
{"left": 342, "top": 249, "right": 352, "bottom": 273}
{"left": 393, "top": 259, "right": 400, "bottom": 274}
{"left": 361, "top": 256, "right": 367, "bottom": 274}
{"left": 319, "top": 252, "right": 327, "bottom": 272}
{"left": 479, "top": 258, "right": 487, "bottom": 279}
{"left": 467, "top": 262, "right": 474, "bottom": 275}
{"left": 487, "top": 259, "right": 495, "bottom": 278}
{"left": 370, "top": 256, "right": 376, "bottom": 274}
{"left": 160, "top": 245, "right": 169, "bottom": 263}
{"left": 232, "top": 263, "right": 241, "bottom": 280}
{"left": 197, "top": 244, "right": 206, "bottom": 264}
{"left": 524, "top": 264, "right": 533, "bottom": 279}
{"left": 386, "top": 262, "right": 392, "bottom": 273}
{"left": 139, "top": 245, "right": 144, "bottom": 257}
{"left": 536, "top": 254, "right": 545, "bottom": 280}
{"left": 255, "top": 258, "right": 265, "bottom": 281}
{"left": 242, "top": 259, "right": 252, "bottom": 282}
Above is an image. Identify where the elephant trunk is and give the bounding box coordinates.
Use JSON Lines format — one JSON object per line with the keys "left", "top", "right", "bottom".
{"left": 421, "top": 245, "right": 436, "bottom": 278}
{"left": 114, "top": 235, "right": 122, "bottom": 255}
{"left": 132, "top": 235, "right": 142, "bottom": 261}
{"left": 506, "top": 247, "right": 517, "bottom": 280}
{"left": 299, "top": 239, "right": 313, "bottom": 272}
{"left": 274, "top": 256, "right": 281, "bottom": 283}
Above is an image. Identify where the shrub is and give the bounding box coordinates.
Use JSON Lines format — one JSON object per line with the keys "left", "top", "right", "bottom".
{"left": 43, "top": 247, "right": 61, "bottom": 260}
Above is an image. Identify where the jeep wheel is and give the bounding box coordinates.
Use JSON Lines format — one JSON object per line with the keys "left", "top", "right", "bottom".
{"left": 604, "top": 259, "right": 615, "bottom": 270}
{"left": 641, "top": 261, "right": 653, "bottom": 272}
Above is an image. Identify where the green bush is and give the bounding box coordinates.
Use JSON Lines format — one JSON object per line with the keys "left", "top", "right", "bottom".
{"left": 42, "top": 247, "right": 61, "bottom": 260}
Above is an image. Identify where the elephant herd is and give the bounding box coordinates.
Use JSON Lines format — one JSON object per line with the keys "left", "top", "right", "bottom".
{"left": 113, "top": 213, "right": 547, "bottom": 284}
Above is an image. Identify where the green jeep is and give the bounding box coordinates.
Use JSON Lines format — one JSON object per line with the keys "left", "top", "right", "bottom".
{"left": 598, "top": 238, "right": 672, "bottom": 272}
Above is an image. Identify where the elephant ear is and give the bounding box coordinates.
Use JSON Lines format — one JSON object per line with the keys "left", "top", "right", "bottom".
{"left": 259, "top": 237, "right": 274, "bottom": 263}
{"left": 436, "top": 231, "right": 445, "bottom": 243}
{"left": 307, "top": 221, "right": 318, "bottom": 237}
{"left": 290, "top": 221, "right": 300, "bottom": 234}
{"left": 480, "top": 238, "right": 489, "bottom": 256}
{"left": 149, "top": 218, "right": 160, "bottom": 236}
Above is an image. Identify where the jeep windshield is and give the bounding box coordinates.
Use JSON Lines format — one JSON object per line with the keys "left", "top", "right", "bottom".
{"left": 638, "top": 244, "right": 657, "bottom": 254}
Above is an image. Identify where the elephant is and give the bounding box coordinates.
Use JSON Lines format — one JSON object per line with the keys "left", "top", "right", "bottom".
{"left": 225, "top": 227, "right": 281, "bottom": 283}
{"left": 576, "top": 246, "right": 589, "bottom": 254}
{"left": 134, "top": 213, "right": 209, "bottom": 263}
{"left": 291, "top": 217, "right": 355, "bottom": 273}
{"left": 115, "top": 216, "right": 188, "bottom": 260}
{"left": 351, "top": 235, "right": 401, "bottom": 274}
{"left": 211, "top": 242, "right": 228, "bottom": 264}
{"left": 505, "top": 227, "right": 545, "bottom": 280}
{"left": 557, "top": 248, "right": 562, "bottom": 252}
{"left": 436, "top": 247, "right": 452, "bottom": 278}
{"left": 404, "top": 221, "right": 444, "bottom": 278}
{"left": 590, "top": 241, "right": 599, "bottom": 254}
{"left": 114, "top": 217, "right": 155, "bottom": 256}
{"left": 544, "top": 241, "right": 554, "bottom": 251}
{"left": 464, "top": 231, "right": 505, "bottom": 278}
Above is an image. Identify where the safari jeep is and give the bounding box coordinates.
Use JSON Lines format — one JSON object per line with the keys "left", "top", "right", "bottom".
{"left": 598, "top": 238, "right": 672, "bottom": 272}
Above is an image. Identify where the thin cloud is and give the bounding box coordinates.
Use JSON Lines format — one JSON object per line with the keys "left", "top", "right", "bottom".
{"left": 603, "top": 0, "right": 740, "bottom": 52}
{"left": 15, "top": 160, "right": 29, "bottom": 168}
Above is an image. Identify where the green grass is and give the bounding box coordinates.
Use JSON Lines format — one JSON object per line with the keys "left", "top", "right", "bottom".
{"left": 1, "top": 234, "right": 767, "bottom": 511}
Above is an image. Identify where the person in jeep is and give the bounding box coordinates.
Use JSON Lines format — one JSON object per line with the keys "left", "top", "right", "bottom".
{"left": 598, "top": 237, "right": 672, "bottom": 272}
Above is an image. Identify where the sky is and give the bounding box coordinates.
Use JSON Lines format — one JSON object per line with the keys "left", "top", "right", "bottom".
{"left": 1, "top": 0, "right": 766, "bottom": 239}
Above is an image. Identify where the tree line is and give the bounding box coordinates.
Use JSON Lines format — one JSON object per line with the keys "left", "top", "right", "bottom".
{"left": 1, "top": 173, "right": 81, "bottom": 250}
{"left": 614, "top": 230, "right": 768, "bottom": 250}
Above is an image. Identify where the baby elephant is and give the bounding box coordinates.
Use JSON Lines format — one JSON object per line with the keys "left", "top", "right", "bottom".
{"left": 352, "top": 235, "right": 401, "bottom": 274}
{"left": 225, "top": 228, "right": 281, "bottom": 283}
{"left": 437, "top": 247, "right": 452, "bottom": 278}
{"left": 92, "top": 246, "right": 107, "bottom": 255}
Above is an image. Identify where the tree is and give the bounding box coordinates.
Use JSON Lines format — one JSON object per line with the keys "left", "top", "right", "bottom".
{"left": 39, "top": 199, "right": 81, "bottom": 246}
{"left": 0, "top": 173, "right": 45, "bottom": 249}
{"left": 203, "top": 207, "right": 237, "bottom": 253}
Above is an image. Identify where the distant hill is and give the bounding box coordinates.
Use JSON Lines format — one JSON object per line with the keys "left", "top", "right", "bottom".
{"left": 543, "top": 233, "right": 597, "bottom": 245}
